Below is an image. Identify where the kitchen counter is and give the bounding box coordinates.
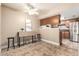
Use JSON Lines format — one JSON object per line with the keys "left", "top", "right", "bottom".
{"left": 40, "top": 27, "right": 60, "bottom": 45}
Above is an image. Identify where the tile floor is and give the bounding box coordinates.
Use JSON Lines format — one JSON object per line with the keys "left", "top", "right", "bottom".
{"left": 1, "top": 41, "right": 78, "bottom": 56}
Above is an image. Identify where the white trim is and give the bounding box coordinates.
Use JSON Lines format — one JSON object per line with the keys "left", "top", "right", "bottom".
{"left": 1, "top": 42, "right": 24, "bottom": 49}
{"left": 2, "top": 39, "right": 60, "bottom": 49}
{"left": 1, "top": 45, "right": 7, "bottom": 49}
{"left": 41, "top": 39, "right": 59, "bottom": 46}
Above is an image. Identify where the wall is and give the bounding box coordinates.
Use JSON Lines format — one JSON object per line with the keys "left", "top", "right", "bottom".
{"left": 40, "top": 27, "right": 59, "bottom": 45}
{"left": 0, "top": 4, "right": 1, "bottom": 53}
{"left": 61, "top": 7, "right": 79, "bottom": 20}
{"left": 1, "top": 5, "right": 26, "bottom": 48}
{"left": 39, "top": 4, "right": 79, "bottom": 20}
{"left": 1, "top": 5, "right": 40, "bottom": 48}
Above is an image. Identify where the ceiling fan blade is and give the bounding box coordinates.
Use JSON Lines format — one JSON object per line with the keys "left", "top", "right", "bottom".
{"left": 26, "top": 3, "right": 35, "bottom": 9}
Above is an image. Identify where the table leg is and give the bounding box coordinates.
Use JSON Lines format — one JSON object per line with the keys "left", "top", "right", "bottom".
{"left": 18, "top": 37, "right": 20, "bottom": 47}
{"left": 32, "top": 35, "right": 34, "bottom": 43}
{"left": 13, "top": 38, "right": 15, "bottom": 49}
{"left": 7, "top": 39, "right": 9, "bottom": 51}
{"left": 23, "top": 37, "right": 25, "bottom": 45}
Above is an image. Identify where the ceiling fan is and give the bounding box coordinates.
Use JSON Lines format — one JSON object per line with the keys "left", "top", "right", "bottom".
{"left": 25, "top": 3, "right": 39, "bottom": 15}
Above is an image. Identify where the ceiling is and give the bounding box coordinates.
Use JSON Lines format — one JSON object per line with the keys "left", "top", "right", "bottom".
{"left": 2, "top": 3, "right": 79, "bottom": 20}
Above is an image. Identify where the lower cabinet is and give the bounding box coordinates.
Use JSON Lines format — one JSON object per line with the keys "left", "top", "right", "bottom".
{"left": 62, "top": 30, "right": 70, "bottom": 39}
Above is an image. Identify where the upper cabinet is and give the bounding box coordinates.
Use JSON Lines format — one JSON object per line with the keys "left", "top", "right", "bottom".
{"left": 40, "top": 15, "right": 60, "bottom": 26}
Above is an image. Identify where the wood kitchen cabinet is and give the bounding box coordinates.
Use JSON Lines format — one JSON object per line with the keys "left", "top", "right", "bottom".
{"left": 40, "top": 19, "right": 50, "bottom": 25}
{"left": 40, "top": 15, "right": 60, "bottom": 26}
{"left": 61, "top": 30, "right": 70, "bottom": 39}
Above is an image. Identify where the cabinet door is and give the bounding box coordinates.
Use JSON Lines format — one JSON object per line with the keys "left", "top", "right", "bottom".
{"left": 50, "top": 17, "right": 59, "bottom": 25}
{"left": 62, "top": 31, "right": 70, "bottom": 39}
{"left": 40, "top": 15, "right": 60, "bottom": 26}
{"left": 40, "top": 19, "right": 50, "bottom": 25}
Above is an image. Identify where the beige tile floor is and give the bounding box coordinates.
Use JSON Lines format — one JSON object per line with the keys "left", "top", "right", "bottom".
{"left": 62, "top": 39, "right": 79, "bottom": 50}
{"left": 1, "top": 41, "right": 78, "bottom": 56}
{"left": 62, "top": 39, "right": 79, "bottom": 55}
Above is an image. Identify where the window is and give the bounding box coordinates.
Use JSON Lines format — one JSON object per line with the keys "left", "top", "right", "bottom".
{"left": 25, "top": 19, "right": 32, "bottom": 31}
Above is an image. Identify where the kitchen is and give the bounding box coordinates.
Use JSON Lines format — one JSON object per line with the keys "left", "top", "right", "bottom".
{"left": 1, "top": 3, "right": 79, "bottom": 56}
{"left": 40, "top": 14, "right": 79, "bottom": 50}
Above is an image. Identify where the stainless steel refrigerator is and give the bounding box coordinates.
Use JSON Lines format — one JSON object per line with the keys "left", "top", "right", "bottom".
{"left": 70, "top": 22, "right": 79, "bottom": 43}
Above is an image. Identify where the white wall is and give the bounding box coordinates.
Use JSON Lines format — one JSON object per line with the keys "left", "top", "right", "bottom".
{"left": 0, "top": 4, "right": 1, "bottom": 54}
{"left": 1, "top": 5, "right": 40, "bottom": 48}
{"left": 61, "top": 7, "right": 79, "bottom": 20}
{"left": 39, "top": 4, "right": 79, "bottom": 20}
{"left": 1, "top": 6, "right": 26, "bottom": 47}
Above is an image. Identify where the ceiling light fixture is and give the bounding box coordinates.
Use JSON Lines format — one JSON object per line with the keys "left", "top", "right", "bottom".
{"left": 25, "top": 3, "right": 39, "bottom": 15}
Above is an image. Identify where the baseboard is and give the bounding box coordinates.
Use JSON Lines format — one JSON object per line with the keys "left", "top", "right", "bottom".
{"left": 1, "top": 45, "right": 7, "bottom": 49}
{"left": 41, "top": 39, "right": 59, "bottom": 46}
{"left": 2, "top": 39, "right": 59, "bottom": 49}
{"left": 1, "top": 42, "right": 24, "bottom": 49}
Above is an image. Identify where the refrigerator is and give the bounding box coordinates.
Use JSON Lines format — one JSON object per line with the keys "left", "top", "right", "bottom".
{"left": 70, "top": 22, "right": 79, "bottom": 43}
